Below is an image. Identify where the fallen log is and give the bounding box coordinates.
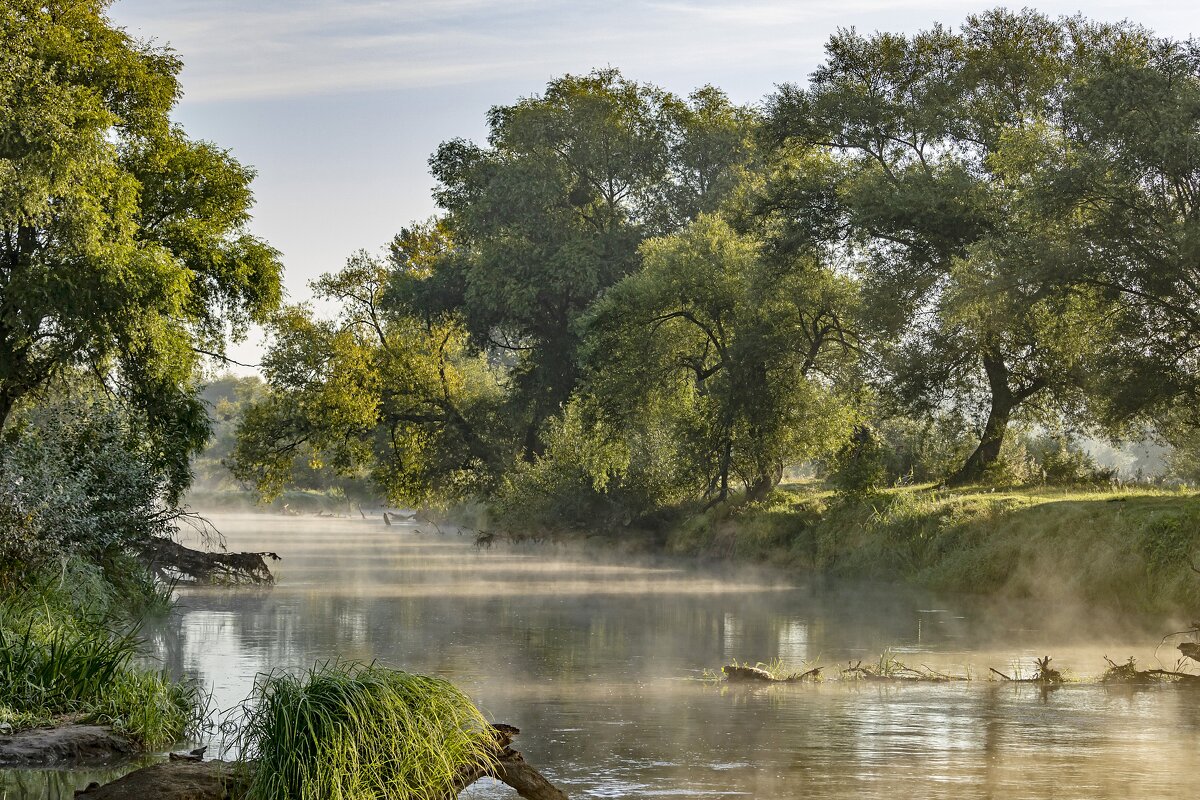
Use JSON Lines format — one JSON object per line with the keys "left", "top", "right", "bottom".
{"left": 722, "top": 664, "right": 821, "bottom": 683}
{"left": 137, "top": 537, "right": 278, "bottom": 585}
{"left": 451, "top": 723, "right": 569, "bottom": 800}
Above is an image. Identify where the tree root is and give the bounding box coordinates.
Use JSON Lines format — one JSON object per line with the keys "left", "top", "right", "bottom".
{"left": 137, "top": 537, "right": 279, "bottom": 585}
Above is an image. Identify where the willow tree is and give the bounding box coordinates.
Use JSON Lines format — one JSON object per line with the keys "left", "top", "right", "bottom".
{"left": 424, "top": 70, "right": 755, "bottom": 457}
{"left": 231, "top": 225, "right": 511, "bottom": 508}
{"left": 763, "top": 10, "right": 1126, "bottom": 484}
{"left": 0, "top": 0, "right": 281, "bottom": 490}
{"left": 585, "top": 214, "right": 856, "bottom": 504}
{"left": 1054, "top": 36, "right": 1200, "bottom": 426}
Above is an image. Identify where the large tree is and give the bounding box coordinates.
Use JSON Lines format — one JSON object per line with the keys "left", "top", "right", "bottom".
{"left": 0, "top": 0, "right": 281, "bottom": 488}
{"left": 424, "top": 70, "right": 754, "bottom": 457}
{"left": 1053, "top": 36, "right": 1200, "bottom": 425}
{"left": 231, "top": 225, "right": 511, "bottom": 508}
{"left": 585, "top": 214, "right": 856, "bottom": 504}
{"left": 763, "top": 10, "right": 1125, "bottom": 483}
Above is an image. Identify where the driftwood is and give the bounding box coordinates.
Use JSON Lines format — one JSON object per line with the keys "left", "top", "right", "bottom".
{"left": 988, "top": 656, "right": 1063, "bottom": 684}
{"left": 722, "top": 664, "right": 821, "bottom": 683}
{"left": 451, "top": 723, "right": 568, "bottom": 800}
{"left": 138, "top": 537, "right": 278, "bottom": 585}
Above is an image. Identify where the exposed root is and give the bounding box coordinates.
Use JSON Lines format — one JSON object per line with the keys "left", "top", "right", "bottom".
{"left": 137, "top": 537, "right": 278, "bottom": 585}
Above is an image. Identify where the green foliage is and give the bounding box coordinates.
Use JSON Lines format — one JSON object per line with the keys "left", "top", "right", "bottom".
{"left": 585, "top": 214, "right": 856, "bottom": 507}
{"left": 830, "top": 426, "right": 888, "bottom": 497}
{"left": 0, "top": 391, "right": 182, "bottom": 572}
{"left": 236, "top": 662, "right": 496, "bottom": 800}
{"left": 0, "top": 0, "right": 281, "bottom": 486}
{"left": 762, "top": 10, "right": 1130, "bottom": 483}
{"left": 0, "top": 598, "right": 204, "bottom": 747}
{"left": 874, "top": 415, "right": 978, "bottom": 485}
{"left": 426, "top": 70, "right": 756, "bottom": 452}
{"left": 231, "top": 242, "right": 510, "bottom": 509}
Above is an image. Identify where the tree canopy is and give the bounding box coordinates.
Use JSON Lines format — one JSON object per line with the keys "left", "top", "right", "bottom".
{"left": 0, "top": 0, "right": 282, "bottom": 492}
{"left": 232, "top": 12, "right": 1200, "bottom": 521}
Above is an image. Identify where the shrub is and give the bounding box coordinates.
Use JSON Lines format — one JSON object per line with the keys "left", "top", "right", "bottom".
{"left": 830, "top": 425, "right": 888, "bottom": 497}
{"left": 0, "top": 393, "right": 180, "bottom": 574}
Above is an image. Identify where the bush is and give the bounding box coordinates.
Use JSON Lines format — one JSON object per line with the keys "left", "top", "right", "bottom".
{"left": 236, "top": 662, "right": 497, "bottom": 800}
{"left": 875, "top": 414, "right": 977, "bottom": 485}
{"left": 0, "top": 393, "right": 180, "bottom": 574}
{"left": 830, "top": 425, "right": 888, "bottom": 497}
{"left": 1027, "top": 435, "right": 1116, "bottom": 486}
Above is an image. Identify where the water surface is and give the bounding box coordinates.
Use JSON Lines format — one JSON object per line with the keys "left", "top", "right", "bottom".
{"left": 6, "top": 513, "right": 1199, "bottom": 798}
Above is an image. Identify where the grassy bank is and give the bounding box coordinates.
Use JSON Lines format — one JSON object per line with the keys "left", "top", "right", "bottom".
{"left": 0, "top": 557, "right": 206, "bottom": 748}
{"left": 667, "top": 483, "right": 1200, "bottom": 616}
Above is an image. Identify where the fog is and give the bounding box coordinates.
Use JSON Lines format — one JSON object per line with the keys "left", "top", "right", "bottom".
{"left": 9, "top": 513, "right": 1196, "bottom": 799}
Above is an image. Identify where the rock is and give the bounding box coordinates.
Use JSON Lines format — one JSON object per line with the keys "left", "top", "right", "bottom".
{"left": 75, "top": 760, "right": 250, "bottom": 800}
{"left": 0, "top": 725, "right": 136, "bottom": 767}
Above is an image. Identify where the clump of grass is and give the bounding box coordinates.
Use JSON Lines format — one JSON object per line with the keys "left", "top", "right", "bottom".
{"left": 86, "top": 669, "right": 208, "bottom": 748}
{"left": 235, "top": 661, "right": 498, "bottom": 800}
{"left": 0, "top": 622, "right": 138, "bottom": 711}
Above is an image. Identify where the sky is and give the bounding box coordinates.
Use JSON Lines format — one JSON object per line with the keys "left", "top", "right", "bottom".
{"left": 107, "top": 0, "right": 1200, "bottom": 371}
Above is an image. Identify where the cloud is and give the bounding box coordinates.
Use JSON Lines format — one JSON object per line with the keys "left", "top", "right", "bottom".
{"left": 110, "top": 0, "right": 1200, "bottom": 104}
{"left": 109, "top": 0, "right": 845, "bottom": 102}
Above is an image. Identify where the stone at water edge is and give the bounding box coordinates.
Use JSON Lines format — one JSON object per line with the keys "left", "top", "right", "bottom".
{"left": 0, "top": 725, "right": 136, "bottom": 766}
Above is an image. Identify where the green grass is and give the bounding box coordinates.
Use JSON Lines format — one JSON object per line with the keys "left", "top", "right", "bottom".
{"left": 236, "top": 662, "right": 498, "bottom": 800}
{"left": 0, "top": 558, "right": 205, "bottom": 748}
{"left": 0, "top": 610, "right": 205, "bottom": 748}
{"left": 667, "top": 482, "right": 1200, "bottom": 615}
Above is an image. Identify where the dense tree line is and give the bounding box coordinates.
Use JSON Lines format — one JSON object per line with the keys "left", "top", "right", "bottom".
{"left": 231, "top": 10, "right": 1200, "bottom": 527}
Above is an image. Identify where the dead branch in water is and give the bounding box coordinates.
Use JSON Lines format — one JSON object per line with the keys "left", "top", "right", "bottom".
{"left": 137, "top": 537, "right": 278, "bottom": 585}
{"left": 987, "top": 657, "right": 1063, "bottom": 684}
{"left": 722, "top": 664, "right": 821, "bottom": 683}
{"left": 450, "top": 723, "right": 569, "bottom": 799}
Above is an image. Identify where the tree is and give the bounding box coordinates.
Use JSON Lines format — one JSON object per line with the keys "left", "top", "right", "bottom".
{"left": 763, "top": 10, "right": 1123, "bottom": 484}
{"left": 584, "top": 214, "right": 855, "bottom": 505}
{"left": 231, "top": 226, "right": 511, "bottom": 508}
{"left": 0, "top": 0, "right": 282, "bottom": 490}
{"left": 425, "top": 70, "right": 754, "bottom": 457}
{"left": 1052, "top": 35, "right": 1200, "bottom": 424}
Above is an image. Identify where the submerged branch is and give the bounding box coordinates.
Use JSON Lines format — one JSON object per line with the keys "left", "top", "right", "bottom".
{"left": 136, "top": 537, "right": 279, "bottom": 585}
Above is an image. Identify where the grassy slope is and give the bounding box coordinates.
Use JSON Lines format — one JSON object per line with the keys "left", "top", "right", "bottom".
{"left": 667, "top": 483, "right": 1200, "bottom": 615}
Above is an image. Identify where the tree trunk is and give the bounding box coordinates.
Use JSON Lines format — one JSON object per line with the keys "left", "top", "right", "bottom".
{"left": 745, "top": 461, "right": 783, "bottom": 502}
{"left": 946, "top": 354, "right": 1013, "bottom": 486}
{"left": 0, "top": 388, "right": 15, "bottom": 433}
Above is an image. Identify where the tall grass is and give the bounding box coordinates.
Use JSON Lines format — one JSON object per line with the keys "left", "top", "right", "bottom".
{"left": 0, "top": 602, "right": 205, "bottom": 748}
{"left": 236, "top": 662, "right": 497, "bottom": 800}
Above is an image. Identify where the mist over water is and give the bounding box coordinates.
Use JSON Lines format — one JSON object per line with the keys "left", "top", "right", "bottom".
{"left": 7, "top": 513, "right": 1199, "bottom": 798}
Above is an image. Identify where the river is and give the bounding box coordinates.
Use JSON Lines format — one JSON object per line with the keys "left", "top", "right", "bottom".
{"left": 5, "top": 512, "right": 1199, "bottom": 798}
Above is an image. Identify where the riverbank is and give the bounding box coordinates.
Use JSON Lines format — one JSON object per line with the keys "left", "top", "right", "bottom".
{"left": 0, "top": 555, "right": 206, "bottom": 758}
{"left": 665, "top": 483, "right": 1200, "bottom": 617}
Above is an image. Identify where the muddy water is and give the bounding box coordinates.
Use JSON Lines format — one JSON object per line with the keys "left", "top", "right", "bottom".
{"left": 7, "top": 512, "right": 1200, "bottom": 798}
